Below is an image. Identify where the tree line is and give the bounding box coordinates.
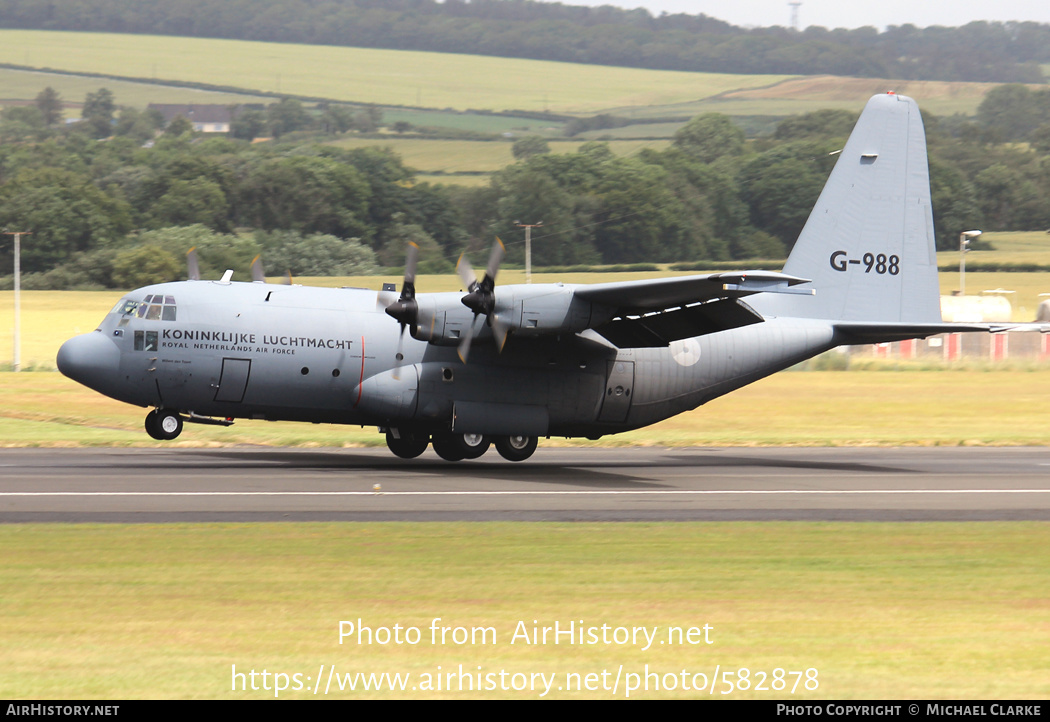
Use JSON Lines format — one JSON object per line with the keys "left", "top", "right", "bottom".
{"left": 0, "top": 0, "right": 1048, "bottom": 83}
{"left": 1, "top": 86, "right": 1049, "bottom": 290}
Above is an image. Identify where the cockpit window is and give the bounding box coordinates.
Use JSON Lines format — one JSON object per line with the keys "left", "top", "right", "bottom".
{"left": 119, "top": 294, "right": 177, "bottom": 321}
{"left": 114, "top": 299, "right": 140, "bottom": 316}
{"left": 134, "top": 330, "right": 159, "bottom": 351}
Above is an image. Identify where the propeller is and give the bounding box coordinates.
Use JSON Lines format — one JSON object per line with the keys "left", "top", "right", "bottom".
{"left": 250, "top": 254, "right": 293, "bottom": 284}
{"left": 384, "top": 242, "right": 420, "bottom": 379}
{"left": 456, "top": 238, "right": 505, "bottom": 362}
{"left": 458, "top": 237, "right": 504, "bottom": 316}
{"left": 250, "top": 254, "right": 265, "bottom": 283}
{"left": 186, "top": 247, "right": 200, "bottom": 281}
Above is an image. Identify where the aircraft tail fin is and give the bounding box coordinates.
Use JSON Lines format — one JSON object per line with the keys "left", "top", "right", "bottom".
{"left": 752, "top": 93, "right": 942, "bottom": 323}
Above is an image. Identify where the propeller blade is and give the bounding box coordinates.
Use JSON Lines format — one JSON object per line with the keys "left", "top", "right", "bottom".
{"left": 386, "top": 243, "right": 420, "bottom": 326}
{"left": 282, "top": 270, "right": 293, "bottom": 285}
{"left": 186, "top": 247, "right": 200, "bottom": 281}
{"left": 491, "top": 312, "right": 511, "bottom": 353}
{"left": 457, "top": 317, "right": 476, "bottom": 364}
{"left": 392, "top": 325, "right": 407, "bottom": 380}
{"left": 485, "top": 237, "right": 505, "bottom": 285}
{"left": 250, "top": 254, "right": 265, "bottom": 283}
{"left": 456, "top": 253, "right": 478, "bottom": 292}
{"left": 404, "top": 241, "right": 419, "bottom": 288}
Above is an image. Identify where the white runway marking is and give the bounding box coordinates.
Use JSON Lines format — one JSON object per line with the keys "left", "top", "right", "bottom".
{"left": 2, "top": 489, "right": 1049, "bottom": 497}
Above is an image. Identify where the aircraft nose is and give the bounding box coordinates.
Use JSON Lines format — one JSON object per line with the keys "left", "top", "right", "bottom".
{"left": 57, "top": 331, "right": 121, "bottom": 391}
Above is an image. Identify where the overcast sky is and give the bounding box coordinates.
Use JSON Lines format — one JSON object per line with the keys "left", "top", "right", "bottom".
{"left": 553, "top": 0, "right": 1050, "bottom": 30}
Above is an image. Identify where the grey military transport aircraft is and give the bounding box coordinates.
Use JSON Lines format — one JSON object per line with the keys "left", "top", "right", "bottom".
{"left": 57, "top": 93, "right": 1011, "bottom": 461}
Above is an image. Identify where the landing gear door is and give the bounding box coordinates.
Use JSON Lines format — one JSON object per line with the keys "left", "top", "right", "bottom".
{"left": 214, "top": 358, "right": 251, "bottom": 403}
{"left": 598, "top": 360, "right": 634, "bottom": 423}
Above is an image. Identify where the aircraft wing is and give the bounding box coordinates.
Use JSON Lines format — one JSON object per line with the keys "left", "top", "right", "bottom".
{"left": 574, "top": 271, "right": 812, "bottom": 313}
{"left": 574, "top": 271, "right": 813, "bottom": 348}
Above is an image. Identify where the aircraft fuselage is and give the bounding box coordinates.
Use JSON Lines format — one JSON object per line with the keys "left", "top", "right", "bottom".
{"left": 58, "top": 279, "right": 836, "bottom": 441}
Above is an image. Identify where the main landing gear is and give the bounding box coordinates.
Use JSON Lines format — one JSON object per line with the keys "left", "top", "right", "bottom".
{"left": 384, "top": 430, "right": 537, "bottom": 462}
{"left": 145, "top": 408, "right": 183, "bottom": 440}
{"left": 385, "top": 430, "right": 430, "bottom": 459}
{"left": 493, "top": 434, "right": 538, "bottom": 462}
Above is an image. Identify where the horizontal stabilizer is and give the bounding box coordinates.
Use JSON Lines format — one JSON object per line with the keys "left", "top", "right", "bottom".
{"left": 834, "top": 322, "right": 1005, "bottom": 345}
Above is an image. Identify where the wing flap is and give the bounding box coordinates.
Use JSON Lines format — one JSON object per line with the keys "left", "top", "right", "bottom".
{"left": 593, "top": 299, "right": 764, "bottom": 348}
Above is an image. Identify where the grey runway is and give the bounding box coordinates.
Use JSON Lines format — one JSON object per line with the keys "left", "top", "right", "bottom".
{"left": 1, "top": 446, "right": 1048, "bottom": 522}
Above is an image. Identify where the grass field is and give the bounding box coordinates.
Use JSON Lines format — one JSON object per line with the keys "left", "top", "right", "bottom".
{"left": 711, "top": 75, "right": 1009, "bottom": 117}
{"left": 0, "top": 30, "right": 793, "bottom": 114}
{"left": 940, "top": 230, "right": 1050, "bottom": 267}
{"left": 0, "top": 67, "right": 266, "bottom": 115}
{"left": 1, "top": 522, "right": 1047, "bottom": 699}
{"left": 326, "top": 137, "right": 671, "bottom": 174}
{"left": 574, "top": 121, "right": 690, "bottom": 140}
{"left": 3, "top": 368, "right": 1050, "bottom": 448}
{"left": 380, "top": 108, "right": 559, "bottom": 135}
{"left": 0, "top": 29, "right": 1014, "bottom": 127}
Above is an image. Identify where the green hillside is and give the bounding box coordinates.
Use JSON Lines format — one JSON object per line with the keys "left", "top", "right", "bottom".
{"left": 0, "top": 30, "right": 1018, "bottom": 133}
{"left": 0, "top": 30, "right": 793, "bottom": 115}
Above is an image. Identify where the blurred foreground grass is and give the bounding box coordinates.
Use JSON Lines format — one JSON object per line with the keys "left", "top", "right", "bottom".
{"left": 1, "top": 522, "right": 1046, "bottom": 699}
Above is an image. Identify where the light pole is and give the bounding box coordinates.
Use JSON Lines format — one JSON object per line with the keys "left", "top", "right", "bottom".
{"left": 4, "top": 230, "right": 30, "bottom": 372}
{"left": 514, "top": 221, "right": 542, "bottom": 284}
{"left": 959, "top": 230, "right": 981, "bottom": 296}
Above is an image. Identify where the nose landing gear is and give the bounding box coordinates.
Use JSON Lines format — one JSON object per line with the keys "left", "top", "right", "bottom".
{"left": 145, "top": 409, "right": 184, "bottom": 440}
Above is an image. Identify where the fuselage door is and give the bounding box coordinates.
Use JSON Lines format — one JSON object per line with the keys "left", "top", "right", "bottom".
{"left": 598, "top": 360, "right": 634, "bottom": 423}
{"left": 214, "top": 358, "right": 252, "bottom": 403}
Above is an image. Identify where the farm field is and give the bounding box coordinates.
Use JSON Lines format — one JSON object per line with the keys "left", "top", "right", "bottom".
{"left": 0, "top": 67, "right": 266, "bottom": 115}
{"left": 327, "top": 137, "right": 671, "bottom": 174}
{"left": 709, "top": 75, "right": 1012, "bottom": 117}
{"left": 0, "top": 30, "right": 793, "bottom": 115}
{"left": 380, "top": 108, "right": 559, "bottom": 135}
{"left": 0, "top": 29, "right": 1014, "bottom": 148}
{"left": 574, "top": 121, "right": 693, "bottom": 140}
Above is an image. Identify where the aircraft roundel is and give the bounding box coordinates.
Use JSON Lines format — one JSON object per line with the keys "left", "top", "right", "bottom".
{"left": 670, "top": 338, "right": 702, "bottom": 367}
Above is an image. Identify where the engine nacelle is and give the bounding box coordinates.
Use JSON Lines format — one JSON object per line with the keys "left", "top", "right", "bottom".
{"left": 407, "top": 285, "right": 615, "bottom": 347}
{"left": 410, "top": 293, "right": 487, "bottom": 346}
{"left": 495, "top": 285, "right": 614, "bottom": 337}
